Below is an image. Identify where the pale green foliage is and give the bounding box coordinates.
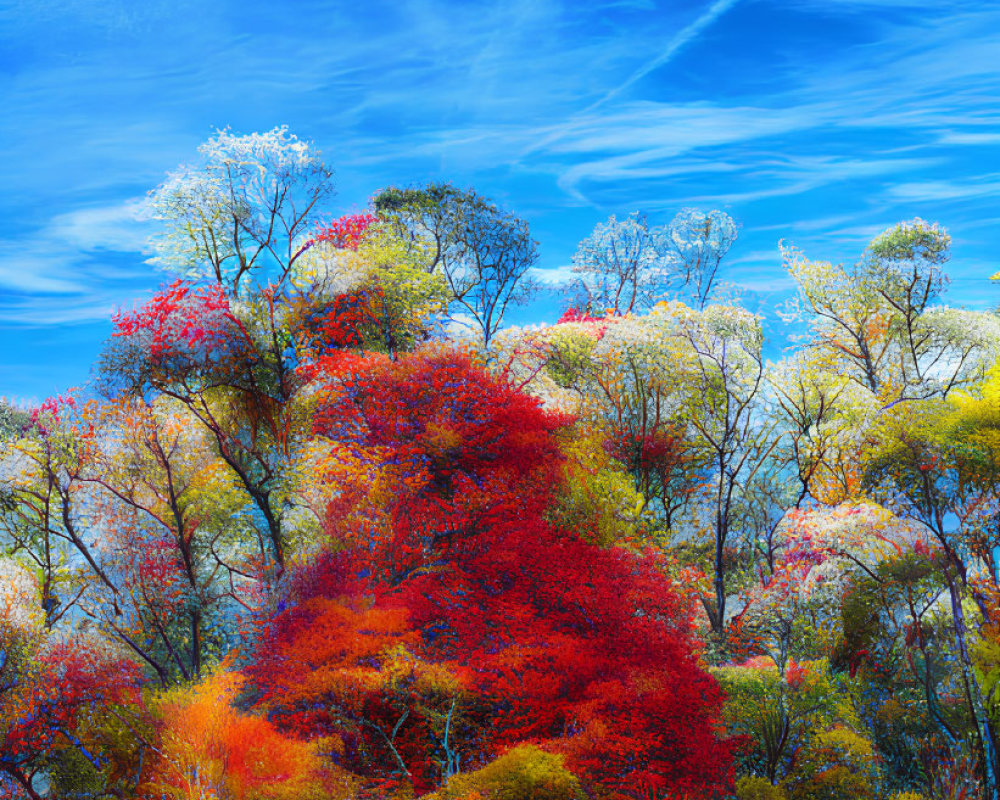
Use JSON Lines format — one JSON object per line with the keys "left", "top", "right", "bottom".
{"left": 783, "top": 219, "right": 998, "bottom": 406}
{"left": 0, "top": 399, "right": 30, "bottom": 443}
{"left": 489, "top": 316, "right": 613, "bottom": 413}
{"left": 736, "top": 775, "right": 788, "bottom": 800}
{"left": 0, "top": 555, "right": 42, "bottom": 635}
{"left": 147, "top": 126, "right": 334, "bottom": 294}
{"left": 670, "top": 301, "right": 774, "bottom": 629}
{"left": 548, "top": 429, "right": 653, "bottom": 547}
{"left": 0, "top": 412, "right": 99, "bottom": 628}
{"left": 766, "top": 350, "right": 853, "bottom": 503}
{"left": 673, "top": 301, "right": 765, "bottom": 405}
{"left": 544, "top": 326, "right": 602, "bottom": 390}
{"left": 784, "top": 724, "right": 879, "bottom": 800}
{"left": 777, "top": 219, "right": 1000, "bottom": 508}
{"left": 430, "top": 744, "right": 585, "bottom": 800}
{"left": 714, "top": 659, "right": 868, "bottom": 788}
{"left": 867, "top": 218, "right": 950, "bottom": 271}
{"left": 588, "top": 306, "right": 690, "bottom": 419}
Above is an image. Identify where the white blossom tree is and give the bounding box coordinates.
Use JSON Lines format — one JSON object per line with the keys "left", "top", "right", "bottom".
{"left": 147, "top": 126, "right": 335, "bottom": 295}
{"left": 663, "top": 208, "right": 738, "bottom": 310}
{"left": 568, "top": 208, "right": 737, "bottom": 315}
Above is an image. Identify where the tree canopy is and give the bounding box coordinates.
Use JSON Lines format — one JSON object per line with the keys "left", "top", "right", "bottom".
{"left": 4, "top": 128, "right": 1000, "bottom": 800}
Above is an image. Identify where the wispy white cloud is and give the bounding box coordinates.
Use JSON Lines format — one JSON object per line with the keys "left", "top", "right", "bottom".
{"left": 0, "top": 250, "right": 84, "bottom": 295}
{"left": 731, "top": 274, "right": 797, "bottom": 293}
{"left": 0, "top": 292, "right": 127, "bottom": 326}
{"left": 937, "top": 132, "right": 1000, "bottom": 146}
{"left": 0, "top": 199, "right": 154, "bottom": 324}
{"left": 726, "top": 249, "right": 781, "bottom": 268}
{"left": 46, "top": 200, "right": 151, "bottom": 253}
{"left": 317, "top": 2, "right": 1000, "bottom": 221}
{"left": 530, "top": 263, "right": 578, "bottom": 286}
{"left": 887, "top": 178, "right": 1000, "bottom": 202}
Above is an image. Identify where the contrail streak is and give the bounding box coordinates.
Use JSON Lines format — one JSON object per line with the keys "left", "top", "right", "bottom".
{"left": 588, "top": 0, "right": 742, "bottom": 112}
{"left": 521, "top": 0, "right": 741, "bottom": 158}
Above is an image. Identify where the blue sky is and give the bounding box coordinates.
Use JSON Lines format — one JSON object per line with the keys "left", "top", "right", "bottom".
{"left": 2, "top": 0, "right": 1000, "bottom": 401}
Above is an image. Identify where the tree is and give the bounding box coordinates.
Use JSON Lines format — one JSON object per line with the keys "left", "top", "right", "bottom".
{"left": 862, "top": 394, "right": 1000, "bottom": 799}
{"left": 767, "top": 351, "right": 855, "bottom": 507}
{"left": 833, "top": 549, "right": 959, "bottom": 793}
{"left": 783, "top": 219, "right": 1000, "bottom": 408}
{"left": 1, "top": 557, "right": 141, "bottom": 799}
{"left": 722, "top": 502, "right": 957, "bottom": 794}
{"left": 569, "top": 212, "right": 675, "bottom": 315}
{"left": 401, "top": 520, "right": 733, "bottom": 799}
{"left": 714, "top": 657, "right": 875, "bottom": 793}
{"left": 578, "top": 311, "right": 708, "bottom": 533}
{"left": 305, "top": 345, "right": 566, "bottom": 585}
{"left": 290, "top": 214, "right": 449, "bottom": 358}
{"left": 546, "top": 427, "right": 652, "bottom": 549}
{"left": 251, "top": 508, "right": 733, "bottom": 800}
{"left": 498, "top": 302, "right": 779, "bottom": 634}
{"left": 247, "top": 346, "right": 733, "bottom": 798}
{"left": 373, "top": 184, "right": 538, "bottom": 352}
{"left": 662, "top": 208, "right": 738, "bottom": 310}
{"left": 104, "top": 281, "right": 308, "bottom": 570}
{"left": 75, "top": 395, "right": 256, "bottom": 685}
{"left": 139, "top": 669, "right": 339, "bottom": 800}
{"left": 0, "top": 401, "right": 29, "bottom": 444}
{"left": 673, "top": 302, "right": 778, "bottom": 634}
{"left": 147, "top": 127, "right": 335, "bottom": 296}
{"left": 503, "top": 309, "right": 709, "bottom": 535}
{"left": 568, "top": 209, "right": 737, "bottom": 315}
{"left": 0, "top": 396, "right": 116, "bottom": 630}
{"left": 245, "top": 577, "right": 464, "bottom": 791}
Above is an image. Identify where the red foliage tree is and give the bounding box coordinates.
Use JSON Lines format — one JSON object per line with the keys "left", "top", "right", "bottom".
{"left": 557, "top": 307, "right": 611, "bottom": 327}
{"left": 1, "top": 629, "right": 141, "bottom": 799}
{"left": 309, "top": 346, "right": 567, "bottom": 584}
{"left": 247, "top": 347, "right": 732, "bottom": 797}
{"left": 295, "top": 286, "right": 390, "bottom": 354}
{"left": 605, "top": 425, "right": 706, "bottom": 531}
{"left": 313, "top": 212, "right": 379, "bottom": 251}
{"left": 112, "top": 280, "right": 238, "bottom": 358}
{"left": 399, "top": 522, "right": 732, "bottom": 798}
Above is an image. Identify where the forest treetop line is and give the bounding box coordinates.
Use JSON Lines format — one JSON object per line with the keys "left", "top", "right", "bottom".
{"left": 4, "top": 126, "right": 1000, "bottom": 799}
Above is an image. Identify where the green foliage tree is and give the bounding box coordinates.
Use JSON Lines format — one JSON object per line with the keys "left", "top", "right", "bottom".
{"left": 861, "top": 389, "right": 1000, "bottom": 799}
{"left": 373, "top": 183, "right": 538, "bottom": 351}
{"left": 715, "top": 658, "right": 876, "bottom": 794}
{"left": 783, "top": 219, "right": 999, "bottom": 408}
{"left": 0, "top": 401, "right": 30, "bottom": 444}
